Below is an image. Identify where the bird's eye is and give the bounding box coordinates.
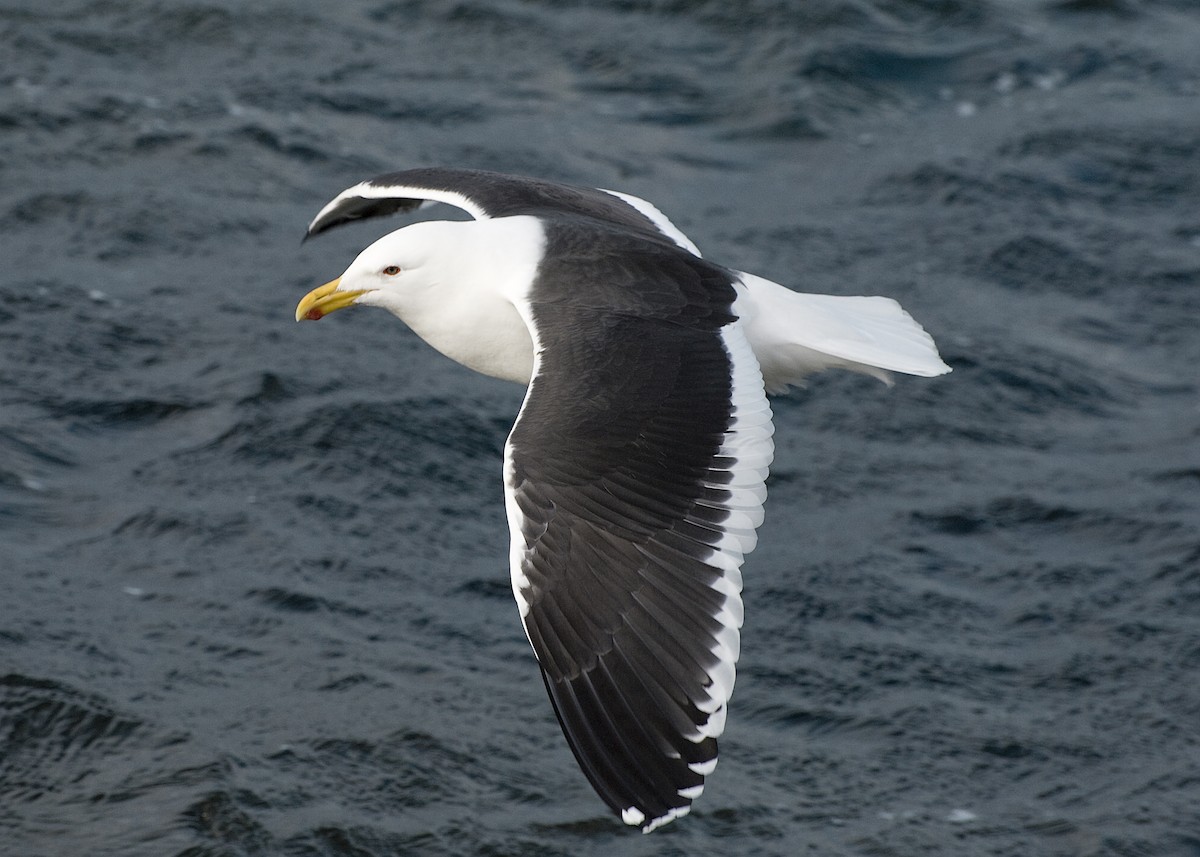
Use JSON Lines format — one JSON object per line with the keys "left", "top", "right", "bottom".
{"left": 383, "top": 265, "right": 401, "bottom": 276}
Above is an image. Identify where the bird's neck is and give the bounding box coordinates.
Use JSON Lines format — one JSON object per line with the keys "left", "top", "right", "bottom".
{"left": 397, "top": 216, "right": 544, "bottom": 385}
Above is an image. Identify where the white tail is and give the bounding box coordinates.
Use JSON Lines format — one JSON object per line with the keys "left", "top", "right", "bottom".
{"left": 735, "top": 272, "right": 951, "bottom": 394}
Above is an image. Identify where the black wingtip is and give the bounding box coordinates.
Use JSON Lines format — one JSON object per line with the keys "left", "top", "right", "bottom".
{"left": 306, "top": 195, "right": 426, "bottom": 240}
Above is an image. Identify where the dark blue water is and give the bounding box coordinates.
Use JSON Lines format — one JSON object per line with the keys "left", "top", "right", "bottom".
{"left": 3, "top": 2, "right": 1198, "bottom": 855}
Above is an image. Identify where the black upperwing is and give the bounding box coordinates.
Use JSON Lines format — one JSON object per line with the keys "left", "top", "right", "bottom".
{"left": 503, "top": 224, "right": 772, "bottom": 830}
{"left": 305, "top": 167, "right": 699, "bottom": 254}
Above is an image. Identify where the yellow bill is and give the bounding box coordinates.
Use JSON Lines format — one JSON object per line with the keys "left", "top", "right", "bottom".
{"left": 295, "top": 278, "right": 367, "bottom": 322}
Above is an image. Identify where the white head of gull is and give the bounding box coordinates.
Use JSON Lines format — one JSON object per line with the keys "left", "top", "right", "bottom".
{"left": 295, "top": 167, "right": 950, "bottom": 833}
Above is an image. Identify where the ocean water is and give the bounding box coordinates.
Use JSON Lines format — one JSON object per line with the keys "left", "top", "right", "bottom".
{"left": 2, "top": 2, "right": 1199, "bottom": 855}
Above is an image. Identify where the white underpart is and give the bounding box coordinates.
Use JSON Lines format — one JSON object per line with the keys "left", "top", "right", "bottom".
{"left": 599, "top": 189, "right": 702, "bottom": 256}
{"left": 736, "top": 272, "right": 951, "bottom": 391}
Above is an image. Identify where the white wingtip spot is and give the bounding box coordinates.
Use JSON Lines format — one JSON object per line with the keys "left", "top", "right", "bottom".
{"left": 689, "top": 757, "right": 718, "bottom": 776}
{"left": 622, "top": 806, "right": 646, "bottom": 826}
{"left": 641, "top": 803, "right": 692, "bottom": 833}
{"left": 698, "top": 702, "right": 728, "bottom": 738}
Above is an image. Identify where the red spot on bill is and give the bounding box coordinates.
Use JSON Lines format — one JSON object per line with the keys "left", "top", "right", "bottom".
{"left": 305, "top": 307, "right": 324, "bottom": 320}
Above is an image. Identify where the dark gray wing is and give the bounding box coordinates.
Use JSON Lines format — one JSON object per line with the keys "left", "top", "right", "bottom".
{"left": 305, "top": 167, "right": 701, "bottom": 255}
{"left": 504, "top": 231, "right": 773, "bottom": 831}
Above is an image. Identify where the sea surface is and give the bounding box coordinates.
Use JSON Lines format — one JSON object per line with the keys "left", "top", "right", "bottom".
{"left": 2, "top": 2, "right": 1198, "bottom": 855}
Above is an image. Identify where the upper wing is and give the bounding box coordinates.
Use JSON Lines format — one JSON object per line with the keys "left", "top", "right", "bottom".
{"left": 502, "top": 238, "right": 773, "bottom": 831}
{"left": 306, "top": 167, "right": 701, "bottom": 255}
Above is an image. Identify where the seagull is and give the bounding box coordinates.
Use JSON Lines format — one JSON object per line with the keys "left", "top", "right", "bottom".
{"left": 295, "top": 168, "right": 949, "bottom": 832}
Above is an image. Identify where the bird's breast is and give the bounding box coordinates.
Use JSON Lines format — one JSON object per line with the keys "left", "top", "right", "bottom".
{"left": 404, "top": 292, "right": 536, "bottom": 385}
